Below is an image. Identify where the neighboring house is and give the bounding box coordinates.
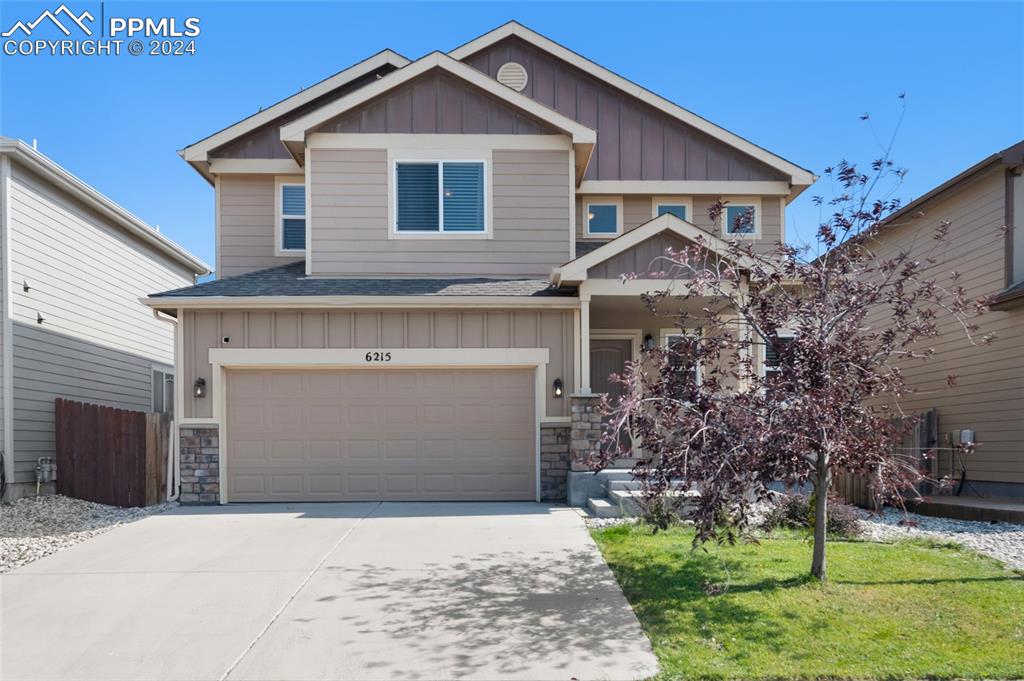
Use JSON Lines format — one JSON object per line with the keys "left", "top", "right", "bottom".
{"left": 147, "top": 22, "right": 814, "bottom": 505}
{"left": 864, "top": 140, "right": 1024, "bottom": 500}
{"left": 0, "top": 138, "right": 210, "bottom": 501}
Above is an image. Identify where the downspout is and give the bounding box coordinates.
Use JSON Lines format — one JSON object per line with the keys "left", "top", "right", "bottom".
{"left": 152, "top": 308, "right": 180, "bottom": 502}
{"left": 1, "top": 156, "right": 15, "bottom": 502}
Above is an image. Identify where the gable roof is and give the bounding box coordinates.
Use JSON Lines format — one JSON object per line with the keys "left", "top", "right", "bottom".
{"left": 553, "top": 212, "right": 755, "bottom": 285}
{"left": 450, "top": 22, "right": 816, "bottom": 190}
{"left": 0, "top": 138, "right": 210, "bottom": 275}
{"left": 279, "top": 51, "right": 597, "bottom": 181}
{"left": 180, "top": 49, "right": 410, "bottom": 175}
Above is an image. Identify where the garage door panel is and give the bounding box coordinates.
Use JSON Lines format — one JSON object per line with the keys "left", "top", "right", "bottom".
{"left": 226, "top": 368, "right": 535, "bottom": 501}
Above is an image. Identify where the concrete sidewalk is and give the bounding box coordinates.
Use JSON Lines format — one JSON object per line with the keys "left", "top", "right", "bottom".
{"left": 1, "top": 502, "right": 658, "bottom": 681}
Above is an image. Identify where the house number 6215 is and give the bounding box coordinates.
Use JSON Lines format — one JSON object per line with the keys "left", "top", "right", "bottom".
{"left": 364, "top": 351, "right": 392, "bottom": 362}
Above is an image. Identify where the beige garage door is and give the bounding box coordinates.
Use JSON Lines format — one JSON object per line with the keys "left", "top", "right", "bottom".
{"left": 225, "top": 368, "right": 536, "bottom": 502}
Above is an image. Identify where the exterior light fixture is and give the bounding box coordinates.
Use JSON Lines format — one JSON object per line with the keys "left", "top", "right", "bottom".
{"left": 194, "top": 377, "right": 207, "bottom": 399}
{"left": 644, "top": 334, "right": 654, "bottom": 350}
{"left": 552, "top": 377, "right": 564, "bottom": 398}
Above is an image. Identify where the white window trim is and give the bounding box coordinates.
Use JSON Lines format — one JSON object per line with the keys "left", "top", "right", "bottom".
{"left": 720, "top": 196, "right": 762, "bottom": 239}
{"left": 659, "top": 328, "right": 702, "bottom": 386}
{"left": 390, "top": 158, "right": 491, "bottom": 239}
{"left": 150, "top": 364, "right": 174, "bottom": 413}
{"left": 759, "top": 329, "right": 796, "bottom": 378}
{"left": 651, "top": 196, "right": 694, "bottom": 222}
{"left": 275, "top": 177, "right": 306, "bottom": 255}
{"left": 584, "top": 196, "right": 624, "bottom": 239}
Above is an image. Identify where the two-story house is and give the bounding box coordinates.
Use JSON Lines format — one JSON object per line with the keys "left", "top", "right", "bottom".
{"left": 861, "top": 140, "right": 1024, "bottom": 508}
{"left": 0, "top": 138, "right": 210, "bottom": 501}
{"left": 147, "top": 22, "right": 814, "bottom": 505}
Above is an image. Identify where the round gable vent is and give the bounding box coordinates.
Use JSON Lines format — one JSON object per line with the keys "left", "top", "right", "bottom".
{"left": 496, "top": 62, "right": 529, "bottom": 92}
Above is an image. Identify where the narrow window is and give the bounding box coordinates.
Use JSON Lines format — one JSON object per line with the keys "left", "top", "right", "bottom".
{"left": 395, "top": 161, "right": 486, "bottom": 233}
{"left": 586, "top": 202, "right": 620, "bottom": 236}
{"left": 1013, "top": 173, "right": 1024, "bottom": 284}
{"left": 152, "top": 369, "right": 174, "bottom": 417}
{"left": 280, "top": 183, "right": 306, "bottom": 251}
{"left": 663, "top": 333, "right": 701, "bottom": 387}
{"left": 764, "top": 334, "right": 795, "bottom": 378}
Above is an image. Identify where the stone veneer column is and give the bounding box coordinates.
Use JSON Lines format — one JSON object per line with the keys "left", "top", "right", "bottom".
{"left": 539, "top": 424, "right": 570, "bottom": 502}
{"left": 179, "top": 426, "right": 220, "bottom": 504}
{"left": 570, "top": 393, "right": 605, "bottom": 472}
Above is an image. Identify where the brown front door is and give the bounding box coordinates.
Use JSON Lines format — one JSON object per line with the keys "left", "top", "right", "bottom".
{"left": 591, "top": 338, "right": 633, "bottom": 398}
{"left": 591, "top": 338, "right": 634, "bottom": 458}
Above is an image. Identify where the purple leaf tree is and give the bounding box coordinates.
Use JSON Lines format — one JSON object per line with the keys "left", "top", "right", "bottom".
{"left": 591, "top": 142, "right": 991, "bottom": 582}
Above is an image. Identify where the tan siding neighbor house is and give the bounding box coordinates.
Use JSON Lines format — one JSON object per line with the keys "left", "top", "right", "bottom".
{"left": 864, "top": 141, "right": 1024, "bottom": 499}
{"left": 0, "top": 138, "right": 210, "bottom": 500}
{"left": 154, "top": 22, "right": 815, "bottom": 506}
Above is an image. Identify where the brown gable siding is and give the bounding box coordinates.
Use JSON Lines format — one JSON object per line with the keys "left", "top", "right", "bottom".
{"left": 315, "top": 69, "right": 560, "bottom": 135}
{"left": 864, "top": 169, "right": 1023, "bottom": 487}
{"left": 210, "top": 66, "right": 398, "bottom": 160}
{"left": 460, "top": 36, "right": 787, "bottom": 182}
{"left": 587, "top": 232, "right": 701, "bottom": 279}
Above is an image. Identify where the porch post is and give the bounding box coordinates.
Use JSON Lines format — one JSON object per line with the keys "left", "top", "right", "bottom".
{"left": 737, "top": 275, "right": 752, "bottom": 390}
{"left": 579, "top": 293, "right": 591, "bottom": 393}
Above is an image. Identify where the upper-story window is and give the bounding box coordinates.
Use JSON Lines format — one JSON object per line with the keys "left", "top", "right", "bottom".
{"left": 585, "top": 197, "right": 623, "bottom": 238}
{"left": 652, "top": 196, "right": 692, "bottom": 222}
{"left": 722, "top": 197, "right": 761, "bottom": 238}
{"left": 277, "top": 181, "right": 306, "bottom": 253}
{"left": 1012, "top": 172, "right": 1024, "bottom": 285}
{"left": 394, "top": 161, "right": 487, "bottom": 234}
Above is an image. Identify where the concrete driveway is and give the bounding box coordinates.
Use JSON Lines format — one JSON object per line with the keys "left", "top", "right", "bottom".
{"left": 1, "top": 502, "right": 658, "bottom": 681}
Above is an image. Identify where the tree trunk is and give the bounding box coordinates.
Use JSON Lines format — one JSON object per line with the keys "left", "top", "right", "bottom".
{"left": 810, "top": 455, "right": 830, "bottom": 581}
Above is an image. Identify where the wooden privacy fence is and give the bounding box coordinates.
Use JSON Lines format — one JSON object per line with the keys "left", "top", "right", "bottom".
{"left": 55, "top": 398, "right": 171, "bottom": 507}
{"left": 833, "top": 409, "right": 938, "bottom": 508}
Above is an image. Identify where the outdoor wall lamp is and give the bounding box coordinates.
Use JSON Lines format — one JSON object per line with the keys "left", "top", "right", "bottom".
{"left": 644, "top": 334, "right": 655, "bottom": 350}
{"left": 552, "top": 377, "right": 564, "bottom": 398}
{"left": 194, "top": 377, "right": 207, "bottom": 399}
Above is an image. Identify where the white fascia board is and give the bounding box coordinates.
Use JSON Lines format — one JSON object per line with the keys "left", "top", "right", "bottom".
{"left": 449, "top": 22, "right": 816, "bottom": 186}
{"left": 279, "top": 52, "right": 596, "bottom": 146}
{"left": 142, "top": 295, "right": 581, "bottom": 310}
{"left": 0, "top": 139, "right": 211, "bottom": 275}
{"left": 181, "top": 49, "right": 410, "bottom": 163}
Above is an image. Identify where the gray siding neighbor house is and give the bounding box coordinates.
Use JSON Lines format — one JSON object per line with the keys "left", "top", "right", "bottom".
{"left": 148, "top": 22, "right": 815, "bottom": 506}
{"left": 0, "top": 138, "right": 210, "bottom": 500}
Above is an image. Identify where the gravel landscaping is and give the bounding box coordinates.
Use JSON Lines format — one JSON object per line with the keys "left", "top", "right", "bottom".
{"left": 857, "top": 507, "right": 1024, "bottom": 571}
{"left": 1, "top": 494, "right": 174, "bottom": 573}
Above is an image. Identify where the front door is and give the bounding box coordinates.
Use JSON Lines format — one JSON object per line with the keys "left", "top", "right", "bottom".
{"left": 590, "top": 338, "right": 634, "bottom": 459}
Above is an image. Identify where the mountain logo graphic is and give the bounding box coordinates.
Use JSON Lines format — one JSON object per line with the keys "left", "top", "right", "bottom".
{"left": 2, "top": 4, "right": 95, "bottom": 37}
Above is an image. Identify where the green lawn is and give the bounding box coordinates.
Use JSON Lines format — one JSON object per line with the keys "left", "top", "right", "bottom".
{"left": 591, "top": 524, "right": 1024, "bottom": 680}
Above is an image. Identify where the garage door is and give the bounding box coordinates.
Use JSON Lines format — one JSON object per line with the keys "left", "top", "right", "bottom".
{"left": 225, "top": 368, "right": 536, "bottom": 502}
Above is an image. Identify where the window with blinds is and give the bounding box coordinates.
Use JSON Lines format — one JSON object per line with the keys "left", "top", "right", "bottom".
{"left": 395, "top": 161, "right": 485, "bottom": 233}
{"left": 279, "top": 183, "right": 306, "bottom": 251}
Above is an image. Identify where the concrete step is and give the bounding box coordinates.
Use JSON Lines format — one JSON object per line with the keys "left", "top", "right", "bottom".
{"left": 586, "top": 497, "right": 621, "bottom": 518}
{"left": 608, "top": 488, "right": 702, "bottom": 517}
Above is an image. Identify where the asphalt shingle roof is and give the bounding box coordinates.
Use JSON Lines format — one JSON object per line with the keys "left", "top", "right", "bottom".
{"left": 150, "top": 261, "right": 574, "bottom": 298}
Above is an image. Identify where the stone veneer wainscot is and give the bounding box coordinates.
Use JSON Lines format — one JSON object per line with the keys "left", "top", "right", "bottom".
{"left": 179, "top": 427, "right": 220, "bottom": 504}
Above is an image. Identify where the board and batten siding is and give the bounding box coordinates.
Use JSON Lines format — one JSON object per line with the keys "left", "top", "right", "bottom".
{"left": 576, "top": 195, "right": 783, "bottom": 256}
{"left": 461, "top": 36, "right": 788, "bottom": 183}
{"left": 5, "top": 162, "right": 194, "bottom": 484}
{"left": 309, "top": 147, "right": 571, "bottom": 277}
{"left": 180, "top": 308, "right": 575, "bottom": 421}
{"left": 864, "top": 168, "right": 1023, "bottom": 486}
{"left": 218, "top": 174, "right": 303, "bottom": 278}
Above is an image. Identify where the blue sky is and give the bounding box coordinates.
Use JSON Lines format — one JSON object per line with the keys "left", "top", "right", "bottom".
{"left": 2, "top": 1, "right": 1022, "bottom": 270}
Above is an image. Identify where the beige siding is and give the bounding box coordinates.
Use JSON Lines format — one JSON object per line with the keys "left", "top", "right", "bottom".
{"left": 181, "top": 308, "right": 575, "bottom": 420}
{"left": 309, "top": 148, "right": 571, "bottom": 277}
{"left": 6, "top": 162, "right": 193, "bottom": 483}
{"left": 865, "top": 169, "right": 1023, "bottom": 485}
{"left": 576, "top": 195, "right": 783, "bottom": 255}
{"left": 218, "top": 175, "right": 303, "bottom": 278}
